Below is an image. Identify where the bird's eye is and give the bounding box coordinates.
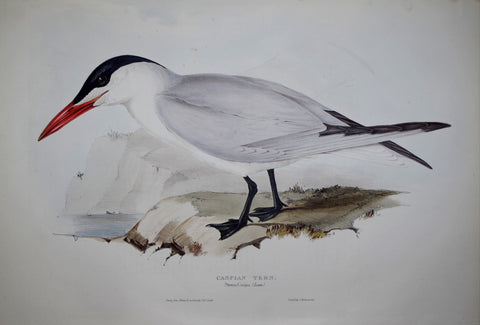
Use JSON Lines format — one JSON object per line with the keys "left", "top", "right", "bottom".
{"left": 97, "top": 75, "right": 108, "bottom": 87}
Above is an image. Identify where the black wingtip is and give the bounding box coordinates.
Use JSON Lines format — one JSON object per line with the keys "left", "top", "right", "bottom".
{"left": 323, "top": 110, "right": 449, "bottom": 169}
{"left": 423, "top": 122, "right": 451, "bottom": 132}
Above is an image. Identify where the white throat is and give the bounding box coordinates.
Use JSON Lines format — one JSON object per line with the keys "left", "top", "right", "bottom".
{"left": 122, "top": 64, "right": 180, "bottom": 143}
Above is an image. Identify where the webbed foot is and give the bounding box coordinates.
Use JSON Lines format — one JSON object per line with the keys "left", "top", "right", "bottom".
{"left": 250, "top": 204, "right": 285, "bottom": 222}
{"left": 207, "top": 219, "right": 246, "bottom": 240}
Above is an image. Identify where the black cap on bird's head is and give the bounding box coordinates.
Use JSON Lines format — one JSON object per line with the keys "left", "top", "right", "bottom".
{"left": 38, "top": 55, "right": 161, "bottom": 141}
{"left": 72, "top": 55, "right": 159, "bottom": 104}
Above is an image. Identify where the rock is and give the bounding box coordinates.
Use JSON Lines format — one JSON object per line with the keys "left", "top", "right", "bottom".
{"left": 125, "top": 186, "right": 401, "bottom": 258}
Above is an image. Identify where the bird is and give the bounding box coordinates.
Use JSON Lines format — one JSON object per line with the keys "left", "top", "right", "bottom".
{"left": 38, "top": 55, "right": 450, "bottom": 240}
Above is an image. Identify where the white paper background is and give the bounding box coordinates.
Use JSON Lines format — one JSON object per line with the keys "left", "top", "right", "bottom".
{"left": 1, "top": 1, "right": 479, "bottom": 324}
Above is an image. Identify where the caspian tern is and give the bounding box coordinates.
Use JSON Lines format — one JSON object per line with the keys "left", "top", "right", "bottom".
{"left": 38, "top": 55, "right": 450, "bottom": 240}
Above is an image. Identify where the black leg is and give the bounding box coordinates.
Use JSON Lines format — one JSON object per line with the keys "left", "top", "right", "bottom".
{"left": 207, "top": 176, "right": 258, "bottom": 240}
{"left": 250, "top": 169, "right": 287, "bottom": 221}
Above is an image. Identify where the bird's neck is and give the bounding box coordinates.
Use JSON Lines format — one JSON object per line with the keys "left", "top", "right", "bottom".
{"left": 124, "top": 66, "right": 180, "bottom": 142}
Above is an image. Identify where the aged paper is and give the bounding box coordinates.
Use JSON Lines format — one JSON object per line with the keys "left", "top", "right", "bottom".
{"left": 1, "top": 1, "right": 478, "bottom": 324}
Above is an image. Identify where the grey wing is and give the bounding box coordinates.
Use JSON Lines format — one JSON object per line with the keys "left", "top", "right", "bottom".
{"left": 156, "top": 74, "right": 334, "bottom": 162}
{"left": 156, "top": 73, "right": 426, "bottom": 164}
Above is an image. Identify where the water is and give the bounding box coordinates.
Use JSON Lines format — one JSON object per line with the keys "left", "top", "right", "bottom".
{"left": 55, "top": 213, "right": 144, "bottom": 239}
